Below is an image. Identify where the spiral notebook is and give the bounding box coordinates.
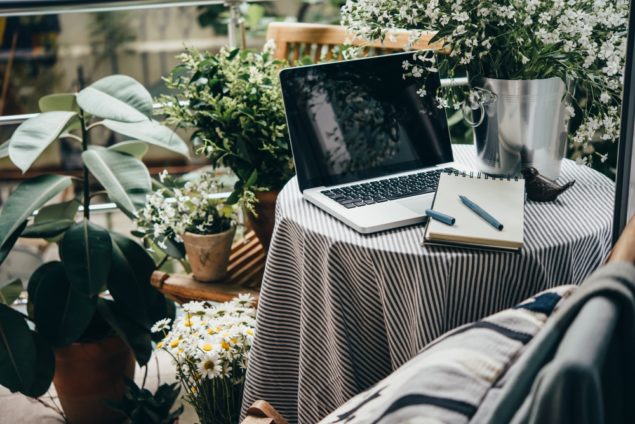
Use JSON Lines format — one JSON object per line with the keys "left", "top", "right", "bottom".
{"left": 423, "top": 172, "right": 526, "bottom": 251}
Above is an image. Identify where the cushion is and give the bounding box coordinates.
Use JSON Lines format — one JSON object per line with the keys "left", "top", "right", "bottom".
{"left": 319, "top": 285, "right": 577, "bottom": 424}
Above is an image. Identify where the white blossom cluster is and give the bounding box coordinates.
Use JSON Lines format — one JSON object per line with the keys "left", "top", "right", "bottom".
{"left": 152, "top": 295, "right": 256, "bottom": 416}
{"left": 342, "top": 0, "right": 628, "bottom": 166}
{"left": 137, "top": 170, "right": 236, "bottom": 245}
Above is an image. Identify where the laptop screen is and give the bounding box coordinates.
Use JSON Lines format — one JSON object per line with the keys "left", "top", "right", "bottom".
{"left": 280, "top": 51, "right": 454, "bottom": 191}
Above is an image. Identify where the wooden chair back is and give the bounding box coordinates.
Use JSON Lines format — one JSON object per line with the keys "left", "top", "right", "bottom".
{"left": 265, "top": 22, "right": 442, "bottom": 63}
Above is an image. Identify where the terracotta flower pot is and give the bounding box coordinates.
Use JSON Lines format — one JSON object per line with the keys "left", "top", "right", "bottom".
{"left": 54, "top": 336, "right": 135, "bottom": 424}
{"left": 182, "top": 226, "right": 236, "bottom": 282}
{"left": 245, "top": 191, "right": 279, "bottom": 251}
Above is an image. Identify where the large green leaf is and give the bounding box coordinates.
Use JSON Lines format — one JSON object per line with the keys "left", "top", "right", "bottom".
{"left": 0, "top": 222, "right": 26, "bottom": 266}
{"left": 0, "top": 175, "right": 72, "bottom": 265}
{"left": 28, "top": 261, "right": 96, "bottom": 347}
{"left": 23, "top": 331, "right": 55, "bottom": 397}
{"left": 21, "top": 199, "right": 80, "bottom": 239}
{"left": 97, "top": 299, "right": 152, "bottom": 366}
{"left": 77, "top": 75, "right": 153, "bottom": 123}
{"left": 103, "top": 119, "right": 189, "bottom": 157}
{"left": 0, "top": 303, "right": 36, "bottom": 393}
{"left": 9, "top": 111, "right": 77, "bottom": 173}
{"left": 39, "top": 93, "right": 79, "bottom": 113}
{"left": 0, "top": 279, "right": 22, "bottom": 305}
{"left": 60, "top": 221, "right": 112, "bottom": 297}
{"left": 108, "top": 140, "right": 149, "bottom": 159}
{"left": 82, "top": 149, "right": 151, "bottom": 218}
{"left": 107, "top": 233, "right": 155, "bottom": 327}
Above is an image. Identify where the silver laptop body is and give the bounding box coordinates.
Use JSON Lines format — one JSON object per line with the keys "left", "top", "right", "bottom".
{"left": 279, "top": 52, "right": 469, "bottom": 234}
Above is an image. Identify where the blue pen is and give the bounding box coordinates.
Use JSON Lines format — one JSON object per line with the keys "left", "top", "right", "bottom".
{"left": 459, "top": 195, "right": 504, "bottom": 231}
{"left": 425, "top": 209, "right": 456, "bottom": 226}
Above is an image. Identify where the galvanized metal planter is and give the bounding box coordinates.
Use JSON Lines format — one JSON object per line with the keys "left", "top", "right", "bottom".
{"left": 469, "top": 77, "right": 568, "bottom": 179}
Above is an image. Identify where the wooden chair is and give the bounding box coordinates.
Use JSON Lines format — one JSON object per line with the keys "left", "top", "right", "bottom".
{"left": 265, "top": 22, "right": 442, "bottom": 63}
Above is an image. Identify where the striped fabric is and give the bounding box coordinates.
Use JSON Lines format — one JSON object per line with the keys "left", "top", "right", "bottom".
{"left": 318, "top": 285, "right": 577, "bottom": 424}
{"left": 242, "top": 145, "right": 614, "bottom": 424}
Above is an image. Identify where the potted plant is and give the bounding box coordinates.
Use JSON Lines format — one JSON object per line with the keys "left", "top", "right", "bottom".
{"left": 159, "top": 44, "right": 295, "bottom": 249}
{"left": 137, "top": 170, "right": 238, "bottom": 282}
{"left": 0, "top": 75, "right": 189, "bottom": 423}
{"left": 152, "top": 294, "right": 257, "bottom": 424}
{"left": 342, "top": 0, "right": 628, "bottom": 177}
{"left": 107, "top": 378, "right": 184, "bottom": 424}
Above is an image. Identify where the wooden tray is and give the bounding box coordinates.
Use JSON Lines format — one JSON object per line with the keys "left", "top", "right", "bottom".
{"left": 151, "top": 231, "right": 264, "bottom": 304}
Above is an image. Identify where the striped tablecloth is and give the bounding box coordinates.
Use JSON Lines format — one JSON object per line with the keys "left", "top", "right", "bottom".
{"left": 242, "top": 145, "right": 614, "bottom": 424}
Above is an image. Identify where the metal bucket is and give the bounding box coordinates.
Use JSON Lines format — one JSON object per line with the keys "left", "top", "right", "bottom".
{"left": 468, "top": 77, "right": 568, "bottom": 179}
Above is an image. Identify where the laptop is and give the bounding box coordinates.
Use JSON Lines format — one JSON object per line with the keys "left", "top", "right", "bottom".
{"left": 279, "top": 51, "right": 469, "bottom": 234}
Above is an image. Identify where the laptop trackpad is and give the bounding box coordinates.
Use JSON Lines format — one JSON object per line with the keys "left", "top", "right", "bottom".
{"left": 396, "top": 195, "right": 433, "bottom": 215}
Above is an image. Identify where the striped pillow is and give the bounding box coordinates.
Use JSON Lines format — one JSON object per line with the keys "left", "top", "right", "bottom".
{"left": 319, "top": 285, "right": 577, "bottom": 424}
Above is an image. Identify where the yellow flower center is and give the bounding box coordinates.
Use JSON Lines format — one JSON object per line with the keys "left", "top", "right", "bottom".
{"left": 169, "top": 339, "right": 180, "bottom": 348}
{"left": 184, "top": 319, "right": 193, "bottom": 327}
{"left": 203, "top": 360, "right": 215, "bottom": 370}
{"left": 221, "top": 340, "right": 230, "bottom": 350}
{"left": 201, "top": 343, "right": 213, "bottom": 352}
{"left": 156, "top": 341, "right": 164, "bottom": 349}
{"left": 246, "top": 329, "right": 254, "bottom": 336}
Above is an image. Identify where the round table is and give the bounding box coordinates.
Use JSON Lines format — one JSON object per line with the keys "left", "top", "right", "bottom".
{"left": 242, "top": 145, "right": 614, "bottom": 424}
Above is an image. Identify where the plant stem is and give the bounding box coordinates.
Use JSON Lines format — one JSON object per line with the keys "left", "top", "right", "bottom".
{"left": 79, "top": 111, "right": 91, "bottom": 220}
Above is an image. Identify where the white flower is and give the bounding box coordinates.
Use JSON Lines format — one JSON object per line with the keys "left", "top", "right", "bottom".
{"left": 197, "top": 352, "right": 223, "bottom": 379}
{"left": 151, "top": 318, "right": 172, "bottom": 333}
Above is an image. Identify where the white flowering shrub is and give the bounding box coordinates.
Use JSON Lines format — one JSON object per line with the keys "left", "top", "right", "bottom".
{"left": 152, "top": 294, "right": 257, "bottom": 423}
{"left": 342, "top": 0, "right": 628, "bottom": 168}
{"left": 137, "top": 170, "right": 237, "bottom": 247}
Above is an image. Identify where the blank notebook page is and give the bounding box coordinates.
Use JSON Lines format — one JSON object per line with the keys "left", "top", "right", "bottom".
{"left": 425, "top": 173, "right": 525, "bottom": 250}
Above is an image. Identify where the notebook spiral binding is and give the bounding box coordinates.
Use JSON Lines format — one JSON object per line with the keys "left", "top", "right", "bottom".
{"left": 446, "top": 170, "right": 522, "bottom": 181}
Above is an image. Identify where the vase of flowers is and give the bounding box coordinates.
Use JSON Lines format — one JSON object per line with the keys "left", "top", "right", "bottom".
{"left": 342, "top": 0, "right": 627, "bottom": 177}
{"left": 138, "top": 171, "right": 238, "bottom": 282}
{"left": 160, "top": 43, "right": 295, "bottom": 250}
{"left": 152, "top": 295, "right": 257, "bottom": 424}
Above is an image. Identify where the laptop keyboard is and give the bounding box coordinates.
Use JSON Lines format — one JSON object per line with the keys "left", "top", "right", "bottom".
{"left": 320, "top": 167, "right": 457, "bottom": 209}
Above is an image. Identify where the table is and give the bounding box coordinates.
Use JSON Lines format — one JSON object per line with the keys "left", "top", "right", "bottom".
{"left": 242, "top": 145, "right": 614, "bottom": 424}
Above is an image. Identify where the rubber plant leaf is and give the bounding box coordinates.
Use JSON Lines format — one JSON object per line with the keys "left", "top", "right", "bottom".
{"left": 102, "top": 119, "right": 189, "bottom": 157}
{"left": 76, "top": 75, "right": 153, "bottom": 123}
{"left": 59, "top": 221, "right": 112, "bottom": 297}
{"left": 0, "top": 175, "right": 72, "bottom": 266}
{"left": 28, "top": 261, "right": 96, "bottom": 347}
{"left": 82, "top": 149, "right": 151, "bottom": 218}
{"left": 0, "top": 303, "right": 36, "bottom": 393}
{"left": 8, "top": 111, "right": 77, "bottom": 173}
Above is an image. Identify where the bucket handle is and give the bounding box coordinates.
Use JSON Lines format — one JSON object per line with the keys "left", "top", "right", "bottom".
{"left": 461, "top": 87, "right": 497, "bottom": 128}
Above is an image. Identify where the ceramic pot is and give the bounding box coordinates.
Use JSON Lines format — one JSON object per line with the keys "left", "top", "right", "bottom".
{"left": 54, "top": 336, "right": 135, "bottom": 424}
{"left": 182, "top": 226, "right": 236, "bottom": 282}
{"left": 469, "top": 77, "right": 568, "bottom": 179}
{"left": 245, "top": 191, "right": 278, "bottom": 251}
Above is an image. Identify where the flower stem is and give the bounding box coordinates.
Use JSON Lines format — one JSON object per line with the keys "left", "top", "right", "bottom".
{"left": 79, "top": 110, "right": 91, "bottom": 220}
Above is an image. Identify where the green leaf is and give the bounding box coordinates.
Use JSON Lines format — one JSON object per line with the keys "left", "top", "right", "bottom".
{"left": 28, "top": 261, "right": 96, "bottom": 347}
{"left": 0, "top": 140, "right": 9, "bottom": 159}
{"left": 39, "top": 93, "right": 79, "bottom": 113}
{"left": 0, "top": 303, "right": 36, "bottom": 393}
{"left": 21, "top": 199, "right": 80, "bottom": 239}
{"left": 0, "top": 175, "right": 72, "bottom": 265}
{"left": 76, "top": 75, "right": 153, "bottom": 123}
{"left": 97, "top": 299, "right": 152, "bottom": 366}
{"left": 82, "top": 149, "right": 151, "bottom": 218}
{"left": 59, "top": 221, "right": 112, "bottom": 297}
{"left": 9, "top": 111, "right": 77, "bottom": 173}
{"left": 0, "top": 222, "right": 26, "bottom": 266}
{"left": 107, "top": 232, "right": 156, "bottom": 327}
{"left": 152, "top": 235, "right": 186, "bottom": 259}
{"left": 23, "top": 331, "right": 54, "bottom": 397}
{"left": 102, "top": 119, "right": 189, "bottom": 157}
{"left": 0, "top": 279, "right": 22, "bottom": 305}
{"left": 107, "top": 140, "right": 149, "bottom": 159}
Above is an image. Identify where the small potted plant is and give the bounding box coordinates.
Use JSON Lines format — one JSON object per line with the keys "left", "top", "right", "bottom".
{"left": 137, "top": 170, "right": 238, "bottom": 282}
{"left": 159, "top": 43, "right": 295, "bottom": 249}
{"left": 0, "top": 75, "right": 187, "bottom": 422}
{"left": 152, "top": 294, "right": 257, "bottom": 424}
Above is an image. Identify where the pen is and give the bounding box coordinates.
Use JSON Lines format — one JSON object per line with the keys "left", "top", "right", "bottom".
{"left": 425, "top": 209, "right": 456, "bottom": 226}
{"left": 459, "top": 195, "right": 504, "bottom": 231}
